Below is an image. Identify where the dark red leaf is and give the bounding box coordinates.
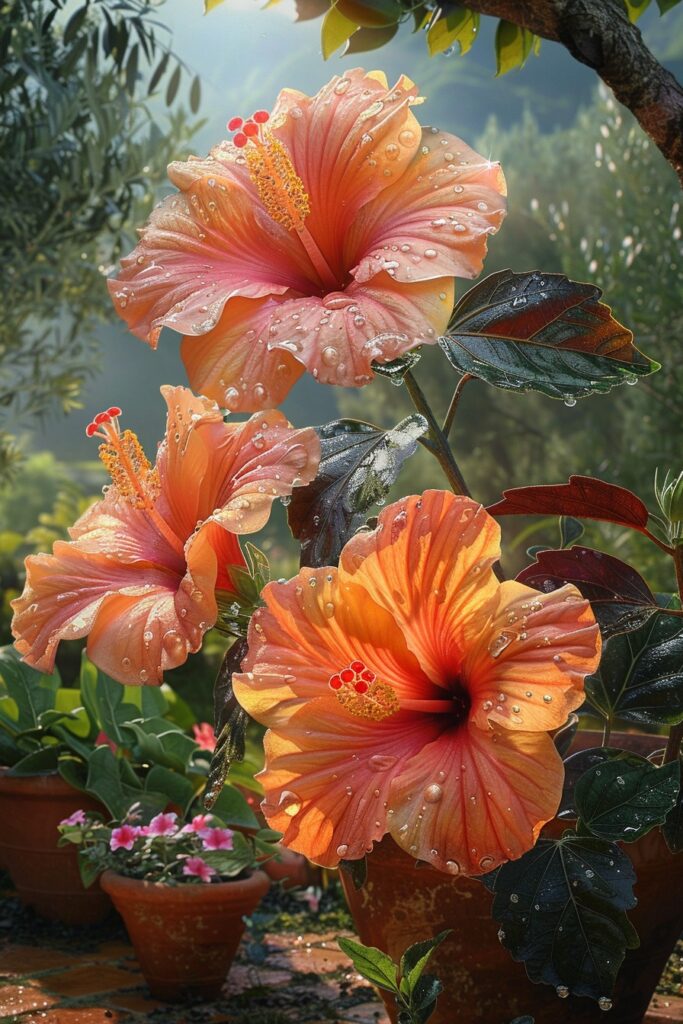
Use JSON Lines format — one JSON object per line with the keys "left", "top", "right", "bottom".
{"left": 517, "top": 546, "right": 658, "bottom": 638}
{"left": 487, "top": 475, "right": 650, "bottom": 534}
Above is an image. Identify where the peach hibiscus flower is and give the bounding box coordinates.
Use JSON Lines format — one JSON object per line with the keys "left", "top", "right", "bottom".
{"left": 108, "top": 69, "right": 506, "bottom": 412}
{"left": 11, "top": 387, "right": 319, "bottom": 686}
{"left": 233, "top": 491, "right": 601, "bottom": 875}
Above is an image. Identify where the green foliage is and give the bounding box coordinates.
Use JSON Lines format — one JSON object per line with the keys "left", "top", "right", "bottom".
{"left": 0, "top": 0, "right": 199, "bottom": 479}
{"left": 339, "top": 930, "right": 450, "bottom": 1023}
{"left": 575, "top": 755, "right": 680, "bottom": 842}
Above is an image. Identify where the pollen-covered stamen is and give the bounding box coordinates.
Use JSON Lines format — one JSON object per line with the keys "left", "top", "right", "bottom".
{"left": 328, "top": 659, "right": 399, "bottom": 722}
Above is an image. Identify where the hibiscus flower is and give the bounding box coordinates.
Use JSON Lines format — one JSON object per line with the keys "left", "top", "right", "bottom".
{"left": 233, "top": 491, "right": 601, "bottom": 876}
{"left": 108, "top": 69, "right": 506, "bottom": 412}
{"left": 11, "top": 387, "right": 319, "bottom": 686}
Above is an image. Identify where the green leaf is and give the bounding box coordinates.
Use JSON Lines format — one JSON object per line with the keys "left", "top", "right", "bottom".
{"left": 189, "top": 74, "right": 201, "bottom": 114}
{"left": 371, "top": 351, "right": 422, "bottom": 385}
{"left": 204, "top": 0, "right": 226, "bottom": 10}
{"left": 0, "top": 646, "right": 59, "bottom": 730}
{"left": 321, "top": 6, "right": 358, "bottom": 58}
{"left": 495, "top": 19, "right": 535, "bottom": 75}
{"left": 79, "top": 655, "right": 129, "bottom": 744}
{"left": 410, "top": 973, "right": 443, "bottom": 1013}
{"left": 586, "top": 594, "right": 683, "bottom": 726}
{"left": 84, "top": 745, "right": 166, "bottom": 818}
{"left": 121, "top": 720, "right": 196, "bottom": 771}
{"left": 338, "top": 936, "right": 399, "bottom": 993}
{"left": 288, "top": 415, "right": 427, "bottom": 568}
{"left": 483, "top": 833, "right": 639, "bottom": 1001}
{"left": 576, "top": 757, "right": 679, "bottom": 842}
{"left": 122, "top": 683, "right": 167, "bottom": 720}
{"left": 210, "top": 783, "right": 260, "bottom": 830}
{"left": 427, "top": 9, "right": 479, "bottom": 56}
{"left": 9, "top": 745, "right": 59, "bottom": 775}
{"left": 344, "top": 22, "right": 398, "bottom": 53}
{"left": 145, "top": 765, "right": 195, "bottom": 813}
{"left": 147, "top": 50, "right": 170, "bottom": 93}
{"left": 400, "top": 930, "right": 451, "bottom": 992}
{"left": 78, "top": 853, "right": 102, "bottom": 889}
{"left": 662, "top": 764, "right": 683, "bottom": 852}
{"left": 623, "top": 0, "right": 651, "bottom": 19}
{"left": 165, "top": 63, "right": 181, "bottom": 106}
{"left": 656, "top": 0, "right": 683, "bottom": 10}
{"left": 439, "top": 270, "right": 659, "bottom": 401}
{"left": 559, "top": 516, "right": 584, "bottom": 548}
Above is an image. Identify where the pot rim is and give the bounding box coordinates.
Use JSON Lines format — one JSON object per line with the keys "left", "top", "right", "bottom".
{"left": 0, "top": 771, "right": 88, "bottom": 797}
{"left": 100, "top": 867, "right": 270, "bottom": 901}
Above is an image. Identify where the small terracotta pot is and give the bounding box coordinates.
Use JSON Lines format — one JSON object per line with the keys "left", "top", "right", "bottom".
{"left": 100, "top": 868, "right": 270, "bottom": 1001}
{"left": 0, "top": 771, "right": 111, "bottom": 924}
{"left": 262, "top": 846, "right": 322, "bottom": 890}
{"left": 342, "top": 732, "right": 683, "bottom": 1024}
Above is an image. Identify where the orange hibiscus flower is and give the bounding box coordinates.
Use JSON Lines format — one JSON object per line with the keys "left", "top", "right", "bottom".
{"left": 12, "top": 387, "right": 319, "bottom": 685}
{"left": 233, "top": 491, "right": 601, "bottom": 875}
{"left": 108, "top": 69, "right": 506, "bottom": 412}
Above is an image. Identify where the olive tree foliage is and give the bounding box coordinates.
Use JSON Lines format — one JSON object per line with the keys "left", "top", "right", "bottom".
{"left": 0, "top": 0, "right": 200, "bottom": 479}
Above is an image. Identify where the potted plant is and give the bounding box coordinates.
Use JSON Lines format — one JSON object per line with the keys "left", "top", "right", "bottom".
{"left": 59, "top": 806, "right": 275, "bottom": 1000}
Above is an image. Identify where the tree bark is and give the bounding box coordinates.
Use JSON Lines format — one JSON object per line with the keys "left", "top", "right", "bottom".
{"left": 463, "top": 0, "right": 683, "bottom": 185}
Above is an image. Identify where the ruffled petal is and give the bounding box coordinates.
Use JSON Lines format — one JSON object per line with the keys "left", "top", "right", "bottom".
{"left": 387, "top": 725, "right": 564, "bottom": 875}
{"left": 348, "top": 130, "right": 506, "bottom": 285}
{"left": 264, "top": 275, "right": 454, "bottom": 388}
{"left": 155, "top": 386, "right": 320, "bottom": 539}
{"left": 466, "top": 580, "right": 601, "bottom": 733}
{"left": 180, "top": 296, "right": 305, "bottom": 412}
{"left": 339, "top": 492, "right": 501, "bottom": 686}
{"left": 108, "top": 175, "right": 313, "bottom": 347}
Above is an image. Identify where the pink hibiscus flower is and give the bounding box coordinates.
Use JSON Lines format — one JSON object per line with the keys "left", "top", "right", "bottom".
{"left": 192, "top": 722, "right": 217, "bottom": 751}
{"left": 108, "top": 69, "right": 506, "bottom": 412}
{"left": 183, "top": 856, "right": 216, "bottom": 883}
{"left": 11, "top": 386, "right": 319, "bottom": 686}
{"left": 110, "top": 825, "right": 140, "bottom": 851}
{"left": 200, "top": 827, "right": 235, "bottom": 851}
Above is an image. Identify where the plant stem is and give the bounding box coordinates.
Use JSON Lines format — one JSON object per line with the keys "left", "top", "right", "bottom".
{"left": 664, "top": 543, "right": 683, "bottom": 763}
{"left": 602, "top": 719, "right": 612, "bottom": 747}
{"left": 442, "top": 373, "right": 474, "bottom": 439}
{"left": 404, "top": 370, "right": 471, "bottom": 497}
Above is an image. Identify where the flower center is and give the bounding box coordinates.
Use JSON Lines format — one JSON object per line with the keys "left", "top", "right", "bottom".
{"left": 228, "top": 110, "right": 338, "bottom": 292}
{"left": 328, "top": 660, "right": 400, "bottom": 722}
{"left": 447, "top": 677, "right": 471, "bottom": 727}
{"left": 86, "top": 407, "right": 184, "bottom": 557}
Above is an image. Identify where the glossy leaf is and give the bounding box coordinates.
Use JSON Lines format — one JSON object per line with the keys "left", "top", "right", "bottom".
{"left": 558, "top": 747, "right": 645, "bottom": 820}
{"left": 0, "top": 646, "right": 59, "bottom": 730}
{"left": 559, "top": 516, "right": 584, "bottom": 548}
{"left": 321, "top": 5, "right": 358, "bottom": 58}
{"left": 210, "top": 783, "right": 260, "bottom": 830}
{"left": 575, "top": 757, "right": 680, "bottom": 842}
{"left": 517, "top": 546, "right": 659, "bottom": 638}
{"left": 663, "top": 768, "right": 683, "bottom": 853}
{"left": 400, "top": 930, "right": 451, "bottom": 991}
{"left": 483, "top": 833, "right": 639, "bottom": 1001}
{"left": 288, "top": 415, "right": 427, "bottom": 568}
{"left": 495, "top": 20, "right": 535, "bottom": 75}
{"left": 586, "top": 595, "right": 683, "bottom": 726}
{"left": 145, "top": 765, "right": 195, "bottom": 813}
{"left": 487, "top": 475, "right": 651, "bottom": 536}
{"left": 439, "top": 270, "right": 658, "bottom": 400}
{"left": 427, "top": 9, "right": 479, "bottom": 56}
{"left": 345, "top": 23, "right": 398, "bottom": 52}
{"left": 338, "top": 936, "right": 399, "bottom": 993}
{"left": 335, "top": 0, "right": 402, "bottom": 27}
{"left": 371, "top": 351, "right": 422, "bottom": 384}
{"left": 204, "top": 639, "right": 249, "bottom": 810}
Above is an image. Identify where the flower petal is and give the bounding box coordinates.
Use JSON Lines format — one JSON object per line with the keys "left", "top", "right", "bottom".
{"left": 387, "top": 725, "right": 564, "bottom": 875}
{"left": 108, "top": 176, "right": 312, "bottom": 347}
{"left": 348, "top": 130, "right": 506, "bottom": 284}
{"left": 339, "top": 491, "right": 501, "bottom": 686}
{"left": 466, "top": 580, "right": 601, "bottom": 733}
{"left": 180, "top": 296, "right": 305, "bottom": 412}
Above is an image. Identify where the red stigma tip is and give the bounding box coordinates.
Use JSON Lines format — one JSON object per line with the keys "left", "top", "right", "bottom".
{"left": 228, "top": 116, "right": 243, "bottom": 131}
{"left": 107, "top": 406, "right": 122, "bottom": 417}
{"left": 350, "top": 660, "right": 365, "bottom": 673}
{"left": 253, "top": 110, "right": 269, "bottom": 124}
{"left": 94, "top": 411, "right": 111, "bottom": 425}
{"left": 361, "top": 669, "right": 375, "bottom": 683}
{"left": 243, "top": 120, "right": 258, "bottom": 138}
{"left": 233, "top": 132, "right": 248, "bottom": 149}
{"left": 85, "top": 423, "right": 98, "bottom": 437}
{"left": 329, "top": 675, "right": 342, "bottom": 691}
{"left": 354, "top": 680, "right": 369, "bottom": 694}
{"left": 340, "top": 668, "right": 354, "bottom": 684}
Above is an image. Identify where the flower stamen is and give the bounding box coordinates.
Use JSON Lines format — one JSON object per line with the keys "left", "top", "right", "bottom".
{"left": 328, "top": 659, "right": 399, "bottom": 721}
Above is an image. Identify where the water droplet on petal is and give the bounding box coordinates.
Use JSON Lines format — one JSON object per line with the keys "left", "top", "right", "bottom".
{"left": 336, "top": 842, "right": 349, "bottom": 856}
{"left": 487, "top": 630, "right": 517, "bottom": 658}
{"left": 278, "top": 790, "right": 302, "bottom": 817}
{"left": 369, "top": 754, "right": 398, "bottom": 772}
{"left": 423, "top": 784, "right": 443, "bottom": 804}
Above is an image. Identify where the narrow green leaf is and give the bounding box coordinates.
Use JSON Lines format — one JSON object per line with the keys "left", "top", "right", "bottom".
{"left": 190, "top": 74, "right": 201, "bottom": 114}
{"left": 165, "top": 64, "right": 181, "bottom": 106}
{"left": 338, "top": 936, "right": 399, "bottom": 993}
{"left": 400, "top": 930, "right": 451, "bottom": 991}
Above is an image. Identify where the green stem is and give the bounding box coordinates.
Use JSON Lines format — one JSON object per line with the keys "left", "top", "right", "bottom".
{"left": 442, "top": 373, "right": 474, "bottom": 440}
{"left": 404, "top": 370, "right": 470, "bottom": 497}
{"left": 664, "top": 544, "right": 683, "bottom": 763}
{"left": 602, "top": 719, "right": 612, "bottom": 747}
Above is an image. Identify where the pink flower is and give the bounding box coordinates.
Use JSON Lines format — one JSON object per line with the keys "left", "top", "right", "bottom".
{"left": 146, "top": 812, "right": 178, "bottom": 837}
{"left": 193, "top": 722, "right": 217, "bottom": 751}
{"left": 59, "top": 809, "right": 87, "bottom": 827}
{"left": 110, "top": 825, "right": 139, "bottom": 851}
{"left": 180, "top": 813, "right": 214, "bottom": 834}
{"left": 108, "top": 69, "right": 506, "bottom": 412}
{"left": 200, "top": 827, "right": 234, "bottom": 851}
{"left": 183, "top": 856, "right": 216, "bottom": 883}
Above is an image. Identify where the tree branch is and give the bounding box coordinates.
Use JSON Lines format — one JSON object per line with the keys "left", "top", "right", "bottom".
{"left": 463, "top": 0, "right": 683, "bottom": 184}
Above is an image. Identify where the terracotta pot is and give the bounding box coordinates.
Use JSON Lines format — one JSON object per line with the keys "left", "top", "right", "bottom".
{"left": 0, "top": 772, "right": 111, "bottom": 924}
{"left": 262, "top": 846, "right": 322, "bottom": 890}
{"left": 100, "top": 868, "right": 270, "bottom": 1000}
{"left": 341, "top": 732, "right": 683, "bottom": 1024}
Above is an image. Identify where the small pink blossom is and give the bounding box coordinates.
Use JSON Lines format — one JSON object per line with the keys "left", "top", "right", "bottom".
{"left": 59, "top": 809, "right": 87, "bottom": 828}
{"left": 110, "top": 825, "right": 139, "bottom": 851}
{"left": 200, "top": 827, "right": 234, "bottom": 851}
{"left": 180, "top": 813, "right": 214, "bottom": 834}
{"left": 183, "top": 856, "right": 216, "bottom": 883}
{"left": 192, "top": 722, "right": 217, "bottom": 752}
{"left": 145, "top": 812, "right": 178, "bottom": 837}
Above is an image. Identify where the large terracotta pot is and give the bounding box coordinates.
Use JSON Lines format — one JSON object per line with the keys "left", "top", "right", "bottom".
{"left": 342, "top": 733, "right": 683, "bottom": 1024}
{"left": 100, "top": 868, "right": 270, "bottom": 1000}
{"left": 0, "top": 771, "right": 111, "bottom": 924}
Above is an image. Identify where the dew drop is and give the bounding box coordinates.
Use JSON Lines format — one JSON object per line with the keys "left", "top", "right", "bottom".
{"left": 278, "top": 790, "right": 302, "bottom": 817}
{"left": 423, "top": 783, "right": 443, "bottom": 804}
{"left": 369, "top": 754, "right": 398, "bottom": 772}
{"left": 336, "top": 842, "right": 349, "bottom": 856}
{"left": 487, "top": 630, "right": 517, "bottom": 658}
{"left": 334, "top": 78, "right": 350, "bottom": 95}
{"left": 556, "top": 985, "right": 570, "bottom": 999}
{"left": 598, "top": 997, "right": 613, "bottom": 1012}
{"left": 564, "top": 395, "right": 577, "bottom": 407}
